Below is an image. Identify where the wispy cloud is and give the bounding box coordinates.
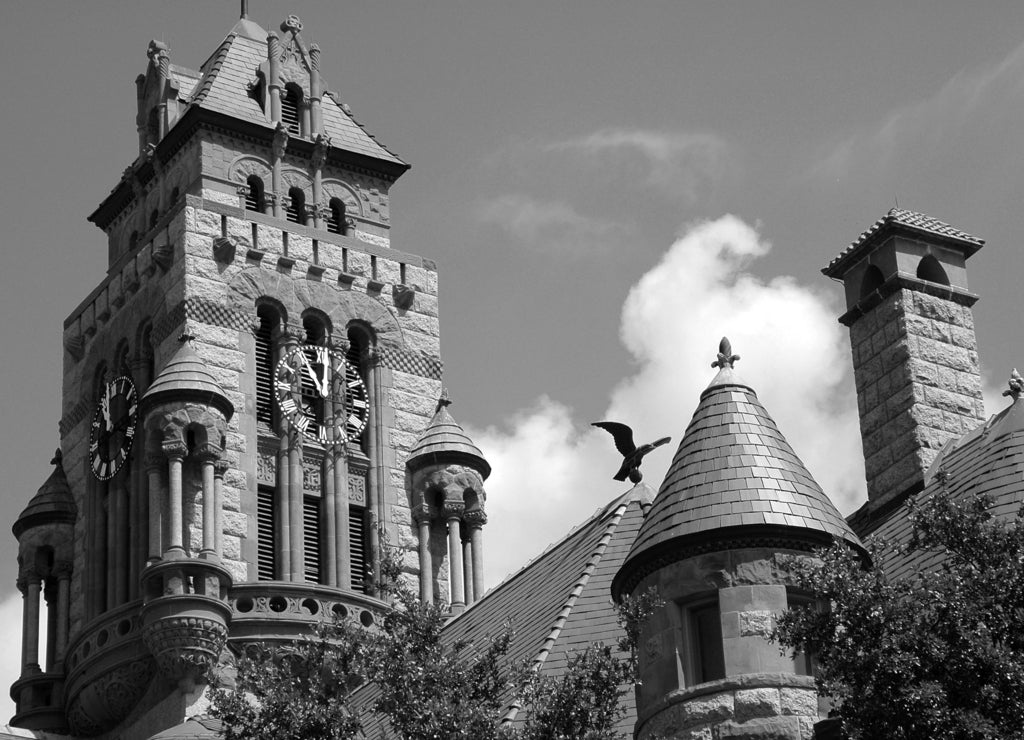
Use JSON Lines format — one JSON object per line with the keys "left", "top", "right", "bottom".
{"left": 812, "top": 40, "right": 1024, "bottom": 179}
{"left": 474, "top": 215, "right": 863, "bottom": 588}
{"left": 476, "top": 194, "right": 624, "bottom": 254}
{"left": 546, "top": 128, "right": 730, "bottom": 202}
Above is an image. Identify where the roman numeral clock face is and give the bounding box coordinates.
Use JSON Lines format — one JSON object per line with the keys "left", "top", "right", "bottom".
{"left": 275, "top": 344, "right": 369, "bottom": 445}
{"left": 89, "top": 375, "right": 139, "bottom": 480}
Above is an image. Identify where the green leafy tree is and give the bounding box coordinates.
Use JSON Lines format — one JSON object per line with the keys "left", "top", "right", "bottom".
{"left": 775, "top": 489, "right": 1024, "bottom": 740}
{"left": 210, "top": 555, "right": 657, "bottom": 740}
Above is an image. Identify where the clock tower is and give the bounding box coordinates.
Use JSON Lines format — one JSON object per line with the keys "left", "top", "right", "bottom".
{"left": 10, "top": 9, "right": 489, "bottom": 738}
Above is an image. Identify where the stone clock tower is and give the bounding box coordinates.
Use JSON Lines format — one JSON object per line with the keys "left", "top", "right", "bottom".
{"left": 10, "top": 9, "right": 488, "bottom": 738}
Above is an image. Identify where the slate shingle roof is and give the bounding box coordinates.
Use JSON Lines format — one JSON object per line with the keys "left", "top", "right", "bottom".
{"left": 141, "top": 340, "right": 233, "bottom": 419}
{"left": 865, "top": 396, "right": 1024, "bottom": 578}
{"left": 183, "top": 18, "right": 405, "bottom": 167}
{"left": 823, "top": 207, "right": 984, "bottom": 278}
{"left": 621, "top": 364, "right": 860, "bottom": 586}
{"left": 356, "top": 485, "right": 652, "bottom": 738}
{"left": 407, "top": 402, "right": 490, "bottom": 478}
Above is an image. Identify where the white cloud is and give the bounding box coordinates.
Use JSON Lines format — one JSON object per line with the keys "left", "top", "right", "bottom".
{"left": 813, "top": 40, "right": 1024, "bottom": 179}
{"left": 476, "top": 194, "right": 623, "bottom": 254}
{"left": 546, "top": 128, "right": 730, "bottom": 202}
{"left": 474, "top": 215, "right": 865, "bottom": 590}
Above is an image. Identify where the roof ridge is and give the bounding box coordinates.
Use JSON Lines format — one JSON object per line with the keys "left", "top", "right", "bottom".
{"left": 499, "top": 498, "right": 630, "bottom": 724}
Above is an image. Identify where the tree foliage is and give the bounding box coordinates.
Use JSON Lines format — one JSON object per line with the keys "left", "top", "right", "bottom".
{"left": 774, "top": 489, "right": 1024, "bottom": 740}
{"left": 209, "top": 556, "right": 657, "bottom": 739}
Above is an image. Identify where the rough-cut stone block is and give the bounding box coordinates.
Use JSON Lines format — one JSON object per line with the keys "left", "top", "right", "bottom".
{"left": 739, "top": 610, "right": 775, "bottom": 637}
{"left": 779, "top": 687, "right": 818, "bottom": 717}
{"left": 718, "top": 716, "right": 804, "bottom": 739}
{"left": 735, "top": 688, "right": 782, "bottom": 721}
{"left": 680, "top": 691, "right": 734, "bottom": 724}
{"left": 194, "top": 208, "right": 222, "bottom": 237}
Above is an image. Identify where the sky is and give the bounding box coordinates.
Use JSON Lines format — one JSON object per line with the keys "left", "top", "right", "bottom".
{"left": 3, "top": 0, "right": 1024, "bottom": 722}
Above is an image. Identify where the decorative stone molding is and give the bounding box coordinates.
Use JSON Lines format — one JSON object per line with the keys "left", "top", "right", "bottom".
{"left": 194, "top": 442, "right": 223, "bottom": 463}
{"left": 463, "top": 509, "right": 487, "bottom": 528}
{"left": 442, "top": 500, "right": 465, "bottom": 520}
{"left": 151, "top": 243, "right": 173, "bottom": 273}
{"left": 272, "top": 122, "right": 290, "bottom": 159}
{"left": 143, "top": 612, "right": 229, "bottom": 688}
{"left": 161, "top": 440, "right": 189, "bottom": 460}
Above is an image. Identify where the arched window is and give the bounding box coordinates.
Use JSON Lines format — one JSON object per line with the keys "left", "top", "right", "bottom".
{"left": 245, "top": 176, "right": 265, "bottom": 213}
{"left": 254, "top": 302, "right": 282, "bottom": 582}
{"left": 917, "top": 254, "right": 950, "bottom": 286}
{"left": 255, "top": 304, "right": 279, "bottom": 431}
{"left": 346, "top": 325, "right": 373, "bottom": 592}
{"left": 327, "top": 198, "right": 347, "bottom": 235}
{"left": 282, "top": 84, "right": 302, "bottom": 136}
{"left": 287, "top": 187, "right": 305, "bottom": 224}
{"left": 129, "top": 231, "right": 139, "bottom": 252}
{"left": 859, "top": 264, "right": 885, "bottom": 299}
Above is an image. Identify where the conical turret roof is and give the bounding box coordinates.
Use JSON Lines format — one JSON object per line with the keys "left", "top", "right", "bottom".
{"left": 142, "top": 337, "right": 234, "bottom": 419}
{"left": 614, "top": 339, "right": 861, "bottom": 595}
{"left": 14, "top": 450, "right": 77, "bottom": 538}
{"left": 407, "top": 392, "right": 490, "bottom": 478}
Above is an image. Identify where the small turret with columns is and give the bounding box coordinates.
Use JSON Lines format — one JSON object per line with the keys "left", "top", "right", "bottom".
{"left": 11, "top": 450, "right": 77, "bottom": 733}
{"left": 406, "top": 391, "right": 491, "bottom": 612}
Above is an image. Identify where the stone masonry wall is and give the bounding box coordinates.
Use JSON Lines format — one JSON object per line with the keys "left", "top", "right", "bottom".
{"left": 850, "top": 289, "right": 984, "bottom": 506}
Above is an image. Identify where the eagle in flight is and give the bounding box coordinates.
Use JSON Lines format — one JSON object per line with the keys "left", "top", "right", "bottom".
{"left": 592, "top": 421, "right": 671, "bottom": 483}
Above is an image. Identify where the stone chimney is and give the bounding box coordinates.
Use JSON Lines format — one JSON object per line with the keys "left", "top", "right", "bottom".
{"left": 822, "top": 208, "right": 986, "bottom": 509}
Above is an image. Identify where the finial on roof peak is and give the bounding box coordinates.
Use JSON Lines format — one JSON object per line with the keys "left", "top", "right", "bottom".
{"left": 1003, "top": 368, "right": 1023, "bottom": 402}
{"left": 50, "top": 449, "right": 62, "bottom": 467}
{"left": 281, "top": 14, "right": 303, "bottom": 34}
{"left": 437, "top": 389, "right": 452, "bottom": 412}
{"left": 711, "top": 337, "right": 740, "bottom": 370}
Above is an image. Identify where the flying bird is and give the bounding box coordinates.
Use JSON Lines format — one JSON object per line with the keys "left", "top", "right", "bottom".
{"left": 592, "top": 421, "right": 671, "bottom": 483}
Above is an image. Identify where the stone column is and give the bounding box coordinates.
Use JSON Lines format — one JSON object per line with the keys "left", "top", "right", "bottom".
{"left": 465, "top": 510, "right": 487, "bottom": 605}
{"left": 333, "top": 447, "right": 351, "bottom": 590}
{"left": 146, "top": 453, "right": 164, "bottom": 562}
{"left": 414, "top": 504, "right": 433, "bottom": 603}
{"left": 44, "top": 579, "right": 57, "bottom": 671}
{"left": 444, "top": 502, "right": 465, "bottom": 609}
{"left": 198, "top": 444, "right": 219, "bottom": 559}
{"left": 111, "top": 478, "right": 129, "bottom": 605}
{"left": 323, "top": 454, "right": 338, "bottom": 586}
{"left": 53, "top": 561, "right": 72, "bottom": 671}
{"left": 275, "top": 330, "right": 296, "bottom": 579}
{"left": 163, "top": 440, "right": 188, "bottom": 558}
{"left": 214, "top": 460, "right": 229, "bottom": 559}
{"left": 19, "top": 570, "right": 41, "bottom": 671}
{"left": 366, "top": 348, "right": 384, "bottom": 596}
{"left": 271, "top": 123, "right": 289, "bottom": 219}
{"left": 309, "top": 44, "right": 323, "bottom": 136}
{"left": 288, "top": 431, "right": 305, "bottom": 580}
{"left": 267, "top": 32, "right": 282, "bottom": 123}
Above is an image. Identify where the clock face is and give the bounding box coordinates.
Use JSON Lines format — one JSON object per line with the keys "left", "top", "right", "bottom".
{"left": 274, "top": 344, "right": 369, "bottom": 445}
{"left": 89, "top": 375, "right": 139, "bottom": 480}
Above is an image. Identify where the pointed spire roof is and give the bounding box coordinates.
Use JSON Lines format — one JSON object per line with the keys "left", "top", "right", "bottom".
{"left": 407, "top": 391, "right": 490, "bottom": 478}
{"left": 13, "top": 450, "right": 77, "bottom": 538}
{"left": 185, "top": 14, "right": 406, "bottom": 169}
{"left": 142, "top": 336, "right": 234, "bottom": 419}
{"left": 614, "top": 339, "right": 861, "bottom": 596}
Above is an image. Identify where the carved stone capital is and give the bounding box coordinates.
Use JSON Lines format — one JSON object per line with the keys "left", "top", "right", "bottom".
{"left": 442, "top": 501, "right": 464, "bottom": 520}
{"left": 412, "top": 503, "right": 434, "bottom": 524}
{"left": 463, "top": 509, "right": 487, "bottom": 528}
{"left": 145, "top": 453, "right": 165, "bottom": 471}
{"left": 53, "top": 560, "right": 74, "bottom": 579}
{"left": 194, "top": 443, "right": 222, "bottom": 463}
{"left": 214, "top": 459, "right": 230, "bottom": 478}
{"left": 162, "top": 440, "right": 189, "bottom": 460}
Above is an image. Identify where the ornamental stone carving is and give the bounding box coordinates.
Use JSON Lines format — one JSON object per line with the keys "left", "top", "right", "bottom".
{"left": 143, "top": 613, "right": 229, "bottom": 688}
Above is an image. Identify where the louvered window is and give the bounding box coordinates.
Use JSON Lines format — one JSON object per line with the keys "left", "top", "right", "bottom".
{"left": 245, "top": 176, "right": 265, "bottom": 213}
{"left": 257, "top": 487, "right": 276, "bottom": 581}
{"left": 328, "top": 198, "right": 346, "bottom": 235}
{"left": 255, "top": 311, "right": 274, "bottom": 431}
{"left": 304, "top": 495, "right": 322, "bottom": 584}
{"left": 287, "top": 187, "right": 305, "bottom": 224}
{"left": 282, "top": 86, "right": 301, "bottom": 135}
{"left": 349, "top": 505, "right": 368, "bottom": 593}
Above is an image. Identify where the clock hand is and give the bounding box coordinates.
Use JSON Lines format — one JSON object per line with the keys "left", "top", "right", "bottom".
{"left": 101, "top": 385, "right": 112, "bottom": 432}
{"left": 299, "top": 352, "right": 327, "bottom": 398}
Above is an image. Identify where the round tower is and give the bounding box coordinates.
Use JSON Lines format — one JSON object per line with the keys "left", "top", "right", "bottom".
{"left": 612, "top": 339, "right": 864, "bottom": 740}
{"left": 11, "top": 450, "right": 77, "bottom": 733}
{"left": 406, "top": 391, "right": 491, "bottom": 612}
{"left": 138, "top": 336, "right": 234, "bottom": 692}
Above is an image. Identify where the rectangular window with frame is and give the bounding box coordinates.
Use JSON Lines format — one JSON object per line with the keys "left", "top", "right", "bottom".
{"left": 787, "top": 592, "right": 818, "bottom": 676}
{"left": 686, "top": 598, "right": 725, "bottom": 684}
{"left": 256, "top": 486, "right": 276, "bottom": 581}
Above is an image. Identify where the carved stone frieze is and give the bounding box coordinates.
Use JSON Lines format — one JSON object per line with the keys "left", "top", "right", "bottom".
{"left": 143, "top": 612, "right": 229, "bottom": 686}
{"left": 66, "top": 657, "right": 155, "bottom": 737}
{"left": 347, "top": 472, "right": 366, "bottom": 505}
{"left": 257, "top": 449, "right": 275, "bottom": 484}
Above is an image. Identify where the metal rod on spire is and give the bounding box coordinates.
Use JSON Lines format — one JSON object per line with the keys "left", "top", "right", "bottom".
{"left": 241, "top": 0, "right": 248, "bottom": 19}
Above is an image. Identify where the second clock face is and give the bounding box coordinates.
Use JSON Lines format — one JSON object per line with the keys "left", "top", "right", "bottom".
{"left": 89, "top": 375, "right": 139, "bottom": 480}
{"left": 274, "top": 344, "right": 369, "bottom": 445}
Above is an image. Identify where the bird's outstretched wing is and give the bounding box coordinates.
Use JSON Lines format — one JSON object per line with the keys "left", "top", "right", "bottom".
{"left": 592, "top": 421, "right": 637, "bottom": 457}
{"left": 652, "top": 436, "right": 671, "bottom": 449}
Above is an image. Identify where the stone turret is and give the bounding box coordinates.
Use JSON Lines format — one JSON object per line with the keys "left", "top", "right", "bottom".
{"left": 823, "top": 209, "right": 986, "bottom": 512}
{"left": 613, "top": 339, "right": 862, "bottom": 740}
{"left": 11, "top": 451, "right": 77, "bottom": 733}
{"left": 406, "top": 391, "right": 491, "bottom": 611}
